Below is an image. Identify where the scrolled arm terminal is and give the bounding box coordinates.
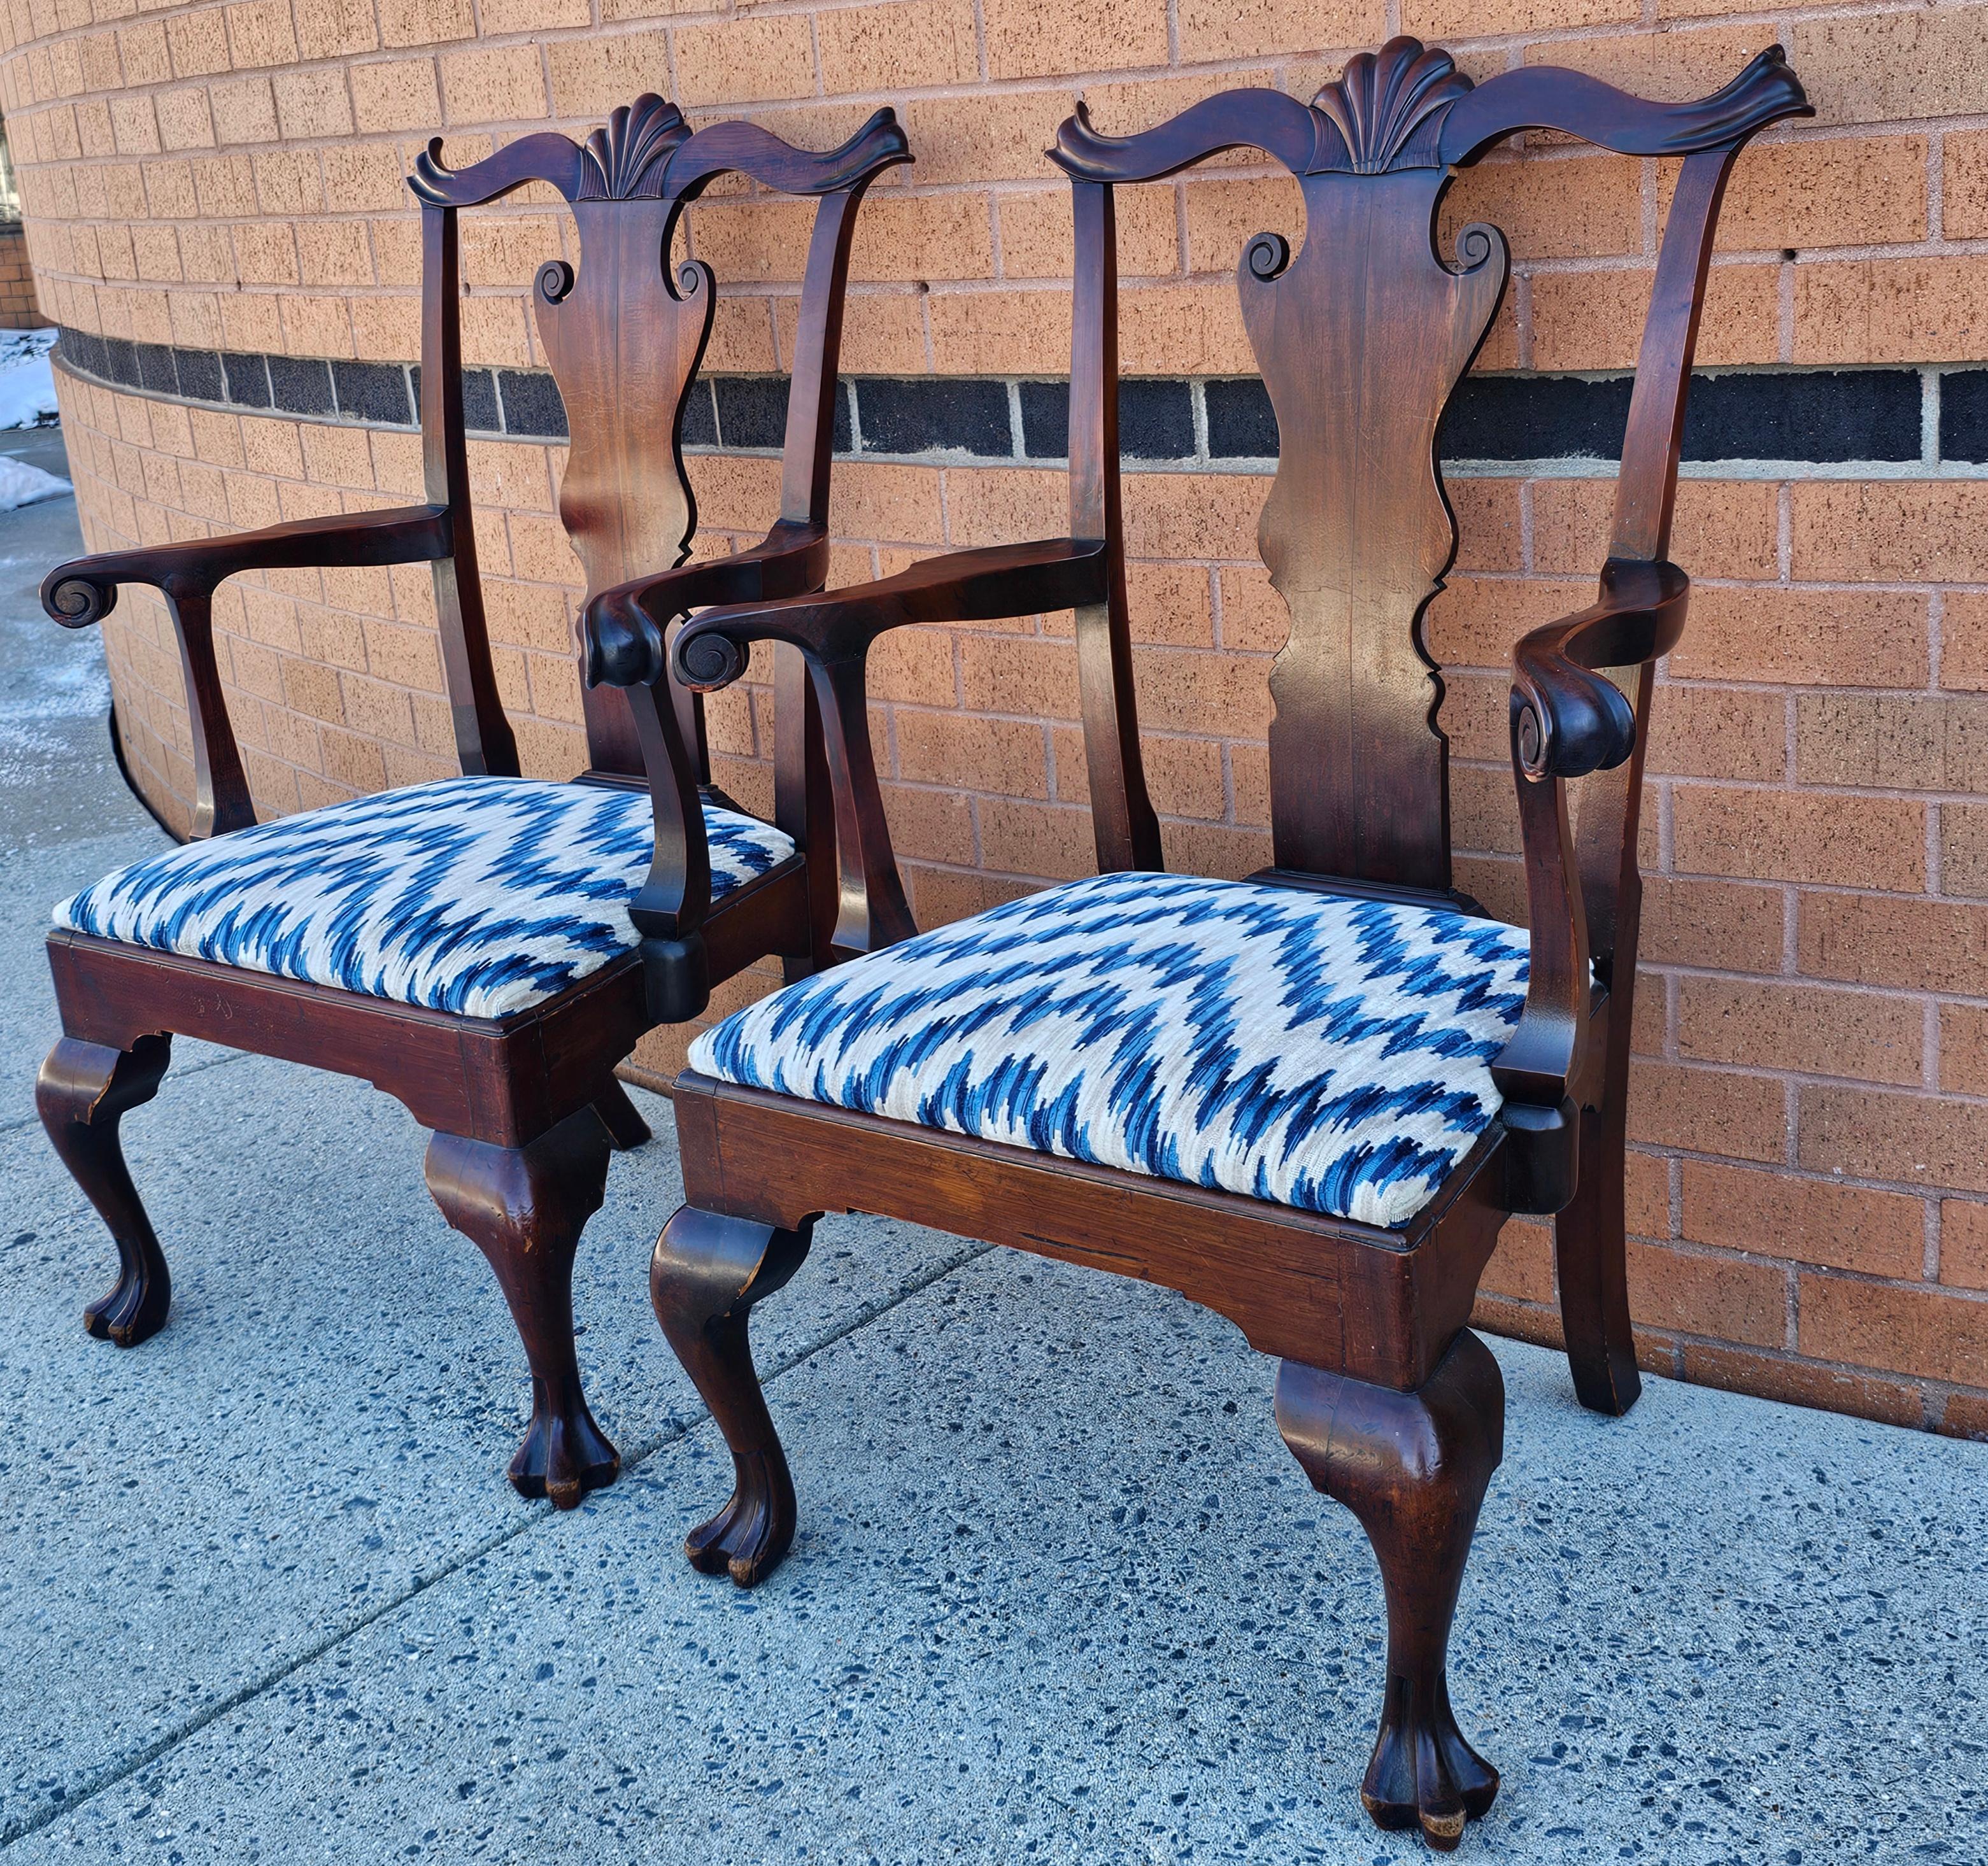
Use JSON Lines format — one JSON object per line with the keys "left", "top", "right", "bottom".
{"left": 1508, "top": 558, "right": 1689, "bottom": 781}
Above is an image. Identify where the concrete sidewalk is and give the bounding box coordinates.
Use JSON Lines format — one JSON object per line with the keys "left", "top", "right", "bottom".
{"left": 1, "top": 432, "right": 1983, "bottom": 1864}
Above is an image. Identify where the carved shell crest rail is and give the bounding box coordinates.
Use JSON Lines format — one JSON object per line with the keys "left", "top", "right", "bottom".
{"left": 1051, "top": 36, "right": 1810, "bottom": 890}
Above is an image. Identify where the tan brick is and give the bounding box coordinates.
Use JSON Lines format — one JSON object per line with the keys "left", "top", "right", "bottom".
{"left": 1531, "top": 477, "right": 1779, "bottom": 580}
{"left": 927, "top": 286, "right": 1068, "bottom": 374}
{"left": 295, "top": 0, "right": 380, "bottom": 60}
{"left": 1796, "top": 695, "right": 1987, "bottom": 795}
{"left": 379, "top": 0, "right": 476, "bottom": 49}
{"left": 897, "top": 92, "right": 1072, "bottom": 190}
{"left": 1627, "top": 1059, "right": 1785, "bottom": 1162}
{"left": 1794, "top": 257, "right": 1988, "bottom": 366}
{"left": 1679, "top": 977, "right": 1923, "bottom": 1087}
{"left": 1800, "top": 1085, "right": 1988, "bottom": 1195}
{"left": 544, "top": 31, "right": 672, "bottom": 120}
{"left": 1791, "top": 8, "right": 1988, "bottom": 130}
{"left": 1673, "top": 784, "right": 1923, "bottom": 891}
{"left": 1626, "top": 1239, "right": 1788, "bottom": 1348}
{"left": 1451, "top": 154, "right": 1643, "bottom": 264}
{"left": 897, "top": 709, "right": 1050, "bottom": 797}
{"left": 982, "top": 0, "right": 1167, "bottom": 80}
{"left": 1798, "top": 891, "right": 1988, "bottom": 997}
{"left": 1943, "top": 803, "right": 1988, "bottom": 899}
{"left": 1799, "top": 1271, "right": 1988, "bottom": 1386}
{"left": 1943, "top": 1200, "right": 1988, "bottom": 1292}
{"left": 1527, "top": 25, "right": 1800, "bottom": 105}
{"left": 1180, "top": 0, "right": 1382, "bottom": 63}
{"left": 438, "top": 43, "right": 547, "bottom": 125}
{"left": 209, "top": 74, "right": 280, "bottom": 145}
{"left": 816, "top": 0, "right": 977, "bottom": 92}
{"left": 1530, "top": 260, "right": 1780, "bottom": 371}
{"left": 852, "top": 194, "right": 994, "bottom": 285}
{"left": 1640, "top": 875, "right": 1784, "bottom": 974}
{"left": 167, "top": 11, "right": 232, "bottom": 78}
{"left": 351, "top": 59, "right": 442, "bottom": 135}
{"left": 1645, "top": 685, "right": 1784, "bottom": 783}
{"left": 1947, "top": 132, "right": 1988, "bottom": 243}
{"left": 1714, "top": 138, "right": 1928, "bottom": 253}
{"left": 1793, "top": 483, "right": 1988, "bottom": 583}
{"left": 1682, "top": 1161, "right": 1925, "bottom": 1279}
{"left": 274, "top": 69, "right": 355, "bottom": 142}
{"left": 1669, "top": 586, "right": 1929, "bottom": 689}
{"left": 674, "top": 15, "right": 815, "bottom": 107}
{"left": 225, "top": 0, "right": 299, "bottom": 69}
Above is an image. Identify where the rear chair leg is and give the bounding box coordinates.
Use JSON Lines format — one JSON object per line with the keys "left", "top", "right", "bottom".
{"left": 1276, "top": 1332, "right": 1505, "bottom": 1853}
{"left": 37, "top": 1034, "right": 174, "bottom": 1347}
{"left": 1554, "top": 1099, "right": 1642, "bottom": 1416}
{"left": 592, "top": 1077, "right": 652, "bottom": 1151}
{"left": 425, "top": 1106, "right": 619, "bottom": 1509}
{"left": 651, "top": 1205, "right": 814, "bottom": 1587}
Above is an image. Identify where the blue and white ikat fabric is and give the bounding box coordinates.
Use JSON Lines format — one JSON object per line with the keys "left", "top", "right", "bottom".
{"left": 690, "top": 870, "right": 1537, "bottom": 1229}
{"left": 55, "top": 777, "right": 794, "bottom": 1021}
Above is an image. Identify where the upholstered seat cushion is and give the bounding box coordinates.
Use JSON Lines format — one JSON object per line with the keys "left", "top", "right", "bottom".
{"left": 54, "top": 777, "right": 795, "bottom": 1021}
{"left": 690, "top": 870, "right": 1540, "bottom": 1229}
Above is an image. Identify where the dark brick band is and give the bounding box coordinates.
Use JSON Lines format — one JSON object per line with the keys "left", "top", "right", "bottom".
{"left": 50, "top": 326, "right": 1984, "bottom": 470}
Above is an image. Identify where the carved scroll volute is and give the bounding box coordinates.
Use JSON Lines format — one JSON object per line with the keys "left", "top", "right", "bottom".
{"left": 534, "top": 199, "right": 714, "bottom": 770}
{"left": 1241, "top": 169, "right": 1506, "bottom": 890}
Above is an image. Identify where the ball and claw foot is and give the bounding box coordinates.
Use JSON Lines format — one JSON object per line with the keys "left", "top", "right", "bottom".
{"left": 83, "top": 1249, "right": 171, "bottom": 1348}
{"left": 683, "top": 1446, "right": 797, "bottom": 1587}
{"left": 1361, "top": 1674, "right": 1500, "bottom": 1849}
{"left": 508, "top": 1375, "right": 621, "bottom": 1511}
{"left": 1275, "top": 1331, "right": 1507, "bottom": 1851}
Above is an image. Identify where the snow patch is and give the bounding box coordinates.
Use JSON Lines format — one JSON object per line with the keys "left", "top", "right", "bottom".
{"left": 0, "top": 453, "right": 69, "bottom": 511}
{"left": 0, "top": 327, "right": 61, "bottom": 431}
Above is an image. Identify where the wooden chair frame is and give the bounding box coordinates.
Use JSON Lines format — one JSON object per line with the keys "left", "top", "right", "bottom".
{"left": 596, "top": 41, "right": 1810, "bottom": 1846}
{"left": 34, "top": 97, "right": 909, "bottom": 1509}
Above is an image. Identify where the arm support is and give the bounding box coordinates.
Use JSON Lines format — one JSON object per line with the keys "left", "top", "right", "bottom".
{"left": 662, "top": 539, "right": 1107, "bottom": 957}
{"left": 669, "top": 539, "right": 1106, "bottom": 691}
{"left": 43, "top": 505, "right": 452, "bottom": 839}
{"left": 1493, "top": 558, "right": 1689, "bottom": 1214}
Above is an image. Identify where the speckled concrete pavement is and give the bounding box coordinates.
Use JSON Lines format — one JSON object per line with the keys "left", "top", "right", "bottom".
{"left": 1, "top": 430, "right": 1984, "bottom": 1864}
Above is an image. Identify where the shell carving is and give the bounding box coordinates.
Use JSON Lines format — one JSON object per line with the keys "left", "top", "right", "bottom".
{"left": 576, "top": 94, "right": 691, "bottom": 200}
{"left": 1310, "top": 37, "right": 1473, "bottom": 174}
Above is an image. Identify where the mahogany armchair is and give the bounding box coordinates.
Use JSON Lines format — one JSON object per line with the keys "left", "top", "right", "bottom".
{"left": 609, "top": 42, "right": 1810, "bottom": 1846}
{"left": 34, "top": 97, "right": 908, "bottom": 1509}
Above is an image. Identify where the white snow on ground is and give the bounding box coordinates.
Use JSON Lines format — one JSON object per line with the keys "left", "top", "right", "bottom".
{"left": 0, "top": 326, "right": 60, "bottom": 431}
{"left": 0, "top": 453, "right": 69, "bottom": 511}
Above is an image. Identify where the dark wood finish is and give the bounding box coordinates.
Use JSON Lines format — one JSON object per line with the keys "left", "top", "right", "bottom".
{"left": 36, "top": 1034, "right": 174, "bottom": 1345}
{"left": 646, "top": 39, "right": 1809, "bottom": 1844}
{"left": 34, "top": 97, "right": 902, "bottom": 1502}
{"left": 650, "top": 1203, "right": 814, "bottom": 1583}
{"left": 426, "top": 1107, "right": 618, "bottom": 1506}
{"left": 1276, "top": 1332, "right": 1504, "bottom": 1850}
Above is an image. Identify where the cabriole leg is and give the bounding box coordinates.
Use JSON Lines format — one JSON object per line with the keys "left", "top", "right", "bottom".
{"left": 1275, "top": 1332, "right": 1505, "bottom": 1851}
{"left": 651, "top": 1205, "right": 814, "bottom": 1587}
{"left": 37, "top": 1034, "right": 174, "bottom": 1347}
{"left": 425, "top": 1106, "right": 618, "bottom": 1509}
{"left": 1554, "top": 1098, "right": 1642, "bottom": 1415}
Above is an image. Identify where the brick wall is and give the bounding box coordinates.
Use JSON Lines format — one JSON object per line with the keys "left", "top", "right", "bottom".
{"left": 0, "top": 221, "right": 40, "bottom": 323}
{"left": 5, "top": 0, "right": 1987, "bottom": 1437}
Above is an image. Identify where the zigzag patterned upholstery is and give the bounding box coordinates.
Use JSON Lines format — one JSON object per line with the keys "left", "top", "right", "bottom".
{"left": 55, "top": 777, "right": 794, "bottom": 1021}
{"left": 690, "top": 870, "right": 1537, "bottom": 1229}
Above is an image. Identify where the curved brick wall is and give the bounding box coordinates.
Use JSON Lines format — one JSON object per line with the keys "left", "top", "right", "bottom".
{"left": 8, "top": 0, "right": 1988, "bottom": 1432}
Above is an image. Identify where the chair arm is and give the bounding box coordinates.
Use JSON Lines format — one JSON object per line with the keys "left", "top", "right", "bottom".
{"left": 1507, "top": 557, "right": 1688, "bottom": 781}
{"left": 669, "top": 538, "right": 1108, "bottom": 691}
{"left": 582, "top": 520, "right": 830, "bottom": 689}
{"left": 41, "top": 505, "right": 451, "bottom": 626}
